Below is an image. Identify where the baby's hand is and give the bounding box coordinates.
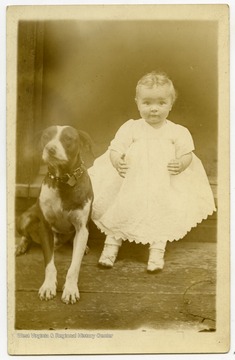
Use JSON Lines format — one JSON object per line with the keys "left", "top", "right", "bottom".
{"left": 116, "top": 154, "right": 129, "bottom": 178}
{"left": 167, "top": 159, "right": 184, "bottom": 175}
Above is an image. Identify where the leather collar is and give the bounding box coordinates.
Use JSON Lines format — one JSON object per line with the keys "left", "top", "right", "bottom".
{"left": 47, "top": 163, "right": 84, "bottom": 186}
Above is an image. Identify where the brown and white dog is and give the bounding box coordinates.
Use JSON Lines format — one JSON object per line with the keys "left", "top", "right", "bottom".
{"left": 16, "top": 125, "right": 93, "bottom": 304}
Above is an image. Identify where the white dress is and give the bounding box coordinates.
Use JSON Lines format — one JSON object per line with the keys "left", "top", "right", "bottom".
{"left": 88, "top": 119, "right": 216, "bottom": 245}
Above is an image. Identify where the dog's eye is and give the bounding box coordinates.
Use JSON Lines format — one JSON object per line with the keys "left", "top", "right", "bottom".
{"left": 63, "top": 135, "right": 73, "bottom": 142}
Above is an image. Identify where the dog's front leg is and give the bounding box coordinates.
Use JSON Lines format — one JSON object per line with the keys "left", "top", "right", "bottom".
{"left": 38, "top": 219, "right": 57, "bottom": 301}
{"left": 62, "top": 221, "right": 88, "bottom": 305}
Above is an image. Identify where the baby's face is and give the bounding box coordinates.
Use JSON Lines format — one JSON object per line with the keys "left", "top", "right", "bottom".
{"left": 136, "top": 85, "right": 173, "bottom": 128}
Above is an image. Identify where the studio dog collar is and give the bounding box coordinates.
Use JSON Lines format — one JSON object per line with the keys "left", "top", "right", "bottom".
{"left": 47, "top": 164, "right": 84, "bottom": 187}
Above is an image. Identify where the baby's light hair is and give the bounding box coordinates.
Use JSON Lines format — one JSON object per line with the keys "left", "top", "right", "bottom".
{"left": 136, "top": 71, "right": 177, "bottom": 104}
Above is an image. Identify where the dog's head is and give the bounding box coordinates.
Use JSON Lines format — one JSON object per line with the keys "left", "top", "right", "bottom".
{"left": 41, "top": 126, "right": 93, "bottom": 167}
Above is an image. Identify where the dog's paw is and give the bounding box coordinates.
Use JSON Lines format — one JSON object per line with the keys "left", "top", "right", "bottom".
{"left": 15, "top": 244, "right": 27, "bottom": 256}
{"left": 61, "top": 283, "right": 80, "bottom": 305}
{"left": 15, "top": 237, "right": 30, "bottom": 256}
{"left": 38, "top": 281, "right": 57, "bottom": 301}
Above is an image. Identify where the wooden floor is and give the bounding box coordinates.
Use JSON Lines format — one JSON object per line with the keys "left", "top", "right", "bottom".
{"left": 15, "top": 223, "right": 216, "bottom": 332}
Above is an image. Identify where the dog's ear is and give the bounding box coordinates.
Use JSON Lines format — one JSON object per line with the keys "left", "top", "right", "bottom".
{"left": 78, "top": 130, "right": 95, "bottom": 158}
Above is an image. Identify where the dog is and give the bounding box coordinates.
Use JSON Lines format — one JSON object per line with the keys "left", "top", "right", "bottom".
{"left": 16, "top": 125, "right": 93, "bottom": 304}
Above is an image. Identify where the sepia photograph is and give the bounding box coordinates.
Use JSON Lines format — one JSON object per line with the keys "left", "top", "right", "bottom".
{"left": 6, "top": 4, "right": 229, "bottom": 355}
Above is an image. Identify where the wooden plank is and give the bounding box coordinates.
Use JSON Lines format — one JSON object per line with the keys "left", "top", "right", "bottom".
{"left": 15, "top": 184, "right": 41, "bottom": 198}
{"left": 15, "top": 180, "right": 218, "bottom": 203}
{"left": 15, "top": 291, "right": 215, "bottom": 331}
{"left": 15, "top": 241, "right": 216, "bottom": 293}
{"left": 15, "top": 256, "right": 216, "bottom": 296}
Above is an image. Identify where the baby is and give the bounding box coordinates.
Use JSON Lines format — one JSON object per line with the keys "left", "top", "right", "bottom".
{"left": 89, "top": 71, "right": 216, "bottom": 272}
